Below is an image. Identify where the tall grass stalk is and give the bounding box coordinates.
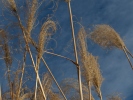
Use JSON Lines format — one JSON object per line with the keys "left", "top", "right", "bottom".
{"left": 42, "top": 57, "right": 67, "bottom": 100}
{"left": 12, "top": 3, "right": 47, "bottom": 99}
{"left": 0, "top": 85, "right": 1, "bottom": 100}
{"left": 66, "top": 1, "right": 83, "bottom": 100}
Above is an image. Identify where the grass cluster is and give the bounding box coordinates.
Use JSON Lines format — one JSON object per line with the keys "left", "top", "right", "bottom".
{"left": 0, "top": 0, "right": 132, "bottom": 100}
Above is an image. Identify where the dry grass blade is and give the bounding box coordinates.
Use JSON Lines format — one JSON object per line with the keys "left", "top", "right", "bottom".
{"left": 90, "top": 24, "right": 133, "bottom": 70}
{"left": 37, "top": 20, "right": 56, "bottom": 68}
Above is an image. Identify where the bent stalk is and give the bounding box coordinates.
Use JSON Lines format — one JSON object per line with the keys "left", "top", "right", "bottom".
{"left": 67, "top": 1, "right": 83, "bottom": 100}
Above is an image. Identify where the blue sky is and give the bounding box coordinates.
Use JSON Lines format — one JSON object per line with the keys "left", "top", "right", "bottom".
{"left": 0, "top": 0, "right": 133, "bottom": 99}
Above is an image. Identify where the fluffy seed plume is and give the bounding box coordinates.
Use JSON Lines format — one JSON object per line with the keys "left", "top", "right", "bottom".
{"left": 77, "top": 27, "right": 103, "bottom": 100}
{"left": 26, "top": 0, "right": 38, "bottom": 36}
{"left": 37, "top": 20, "right": 56, "bottom": 68}
{"left": 77, "top": 27, "right": 93, "bottom": 83}
{"left": 91, "top": 55, "right": 103, "bottom": 100}
{"left": 90, "top": 24, "right": 133, "bottom": 70}
{"left": 90, "top": 25, "right": 125, "bottom": 49}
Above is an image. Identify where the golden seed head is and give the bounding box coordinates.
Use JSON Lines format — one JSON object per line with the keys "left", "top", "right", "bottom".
{"left": 90, "top": 24, "right": 125, "bottom": 49}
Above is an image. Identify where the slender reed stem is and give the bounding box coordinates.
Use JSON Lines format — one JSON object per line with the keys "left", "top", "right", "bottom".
{"left": 34, "top": 76, "right": 38, "bottom": 100}
{"left": 0, "top": 85, "right": 1, "bottom": 100}
{"left": 34, "top": 56, "right": 38, "bottom": 100}
{"left": 16, "top": 51, "right": 27, "bottom": 100}
{"left": 124, "top": 47, "right": 133, "bottom": 58}
{"left": 88, "top": 81, "right": 91, "bottom": 100}
{"left": 44, "top": 51, "right": 78, "bottom": 67}
{"left": 99, "top": 91, "right": 103, "bottom": 100}
{"left": 67, "top": 1, "right": 83, "bottom": 100}
{"left": 123, "top": 47, "right": 133, "bottom": 70}
{"left": 41, "top": 57, "right": 67, "bottom": 100}
{"left": 15, "top": 12, "right": 46, "bottom": 100}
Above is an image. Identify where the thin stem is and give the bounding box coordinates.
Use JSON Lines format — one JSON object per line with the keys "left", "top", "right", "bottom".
{"left": 15, "top": 12, "right": 46, "bottom": 100}
{"left": 16, "top": 51, "right": 27, "bottom": 100}
{"left": 44, "top": 51, "right": 79, "bottom": 67}
{"left": 0, "top": 85, "right": 1, "bottom": 100}
{"left": 67, "top": 1, "right": 83, "bottom": 100}
{"left": 88, "top": 81, "right": 91, "bottom": 100}
{"left": 123, "top": 47, "right": 133, "bottom": 70}
{"left": 34, "top": 77, "right": 38, "bottom": 100}
{"left": 41, "top": 57, "right": 67, "bottom": 100}
{"left": 124, "top": 46, "right": 133, "bottom": 58}
{"left": 34, "top": 56, "right": 38, "bottom": 100}
{"left": 99, "top": 91, "right": 103, "bottom": 100}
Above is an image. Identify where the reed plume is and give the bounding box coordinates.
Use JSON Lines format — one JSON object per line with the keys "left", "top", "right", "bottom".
{"left": 78, "top": 27, "right": 103, "bottom": 100}
{"left": 37, "top": 20, "right": 56, "bottom": 68}
{"left": 26, "top": 0, "right": 38, "bottom": 40}
{"left": 90, "top": 25, "right": 125, "bottom": 49}
{"left": 90, "top": 24, "right": 133, "bottom": 70}
{"left": 90, "top": 55, "right": 103, "bottom": 100}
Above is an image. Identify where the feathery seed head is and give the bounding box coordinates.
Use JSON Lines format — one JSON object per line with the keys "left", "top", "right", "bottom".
{"left": 27, "top": 0, "right": 38, "bottom": 35}
{"left": 90, "top": 25, "right": 125, "bottom": 49}
{"left": 37, "top": 20, "right": 56, "bottom": 68}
